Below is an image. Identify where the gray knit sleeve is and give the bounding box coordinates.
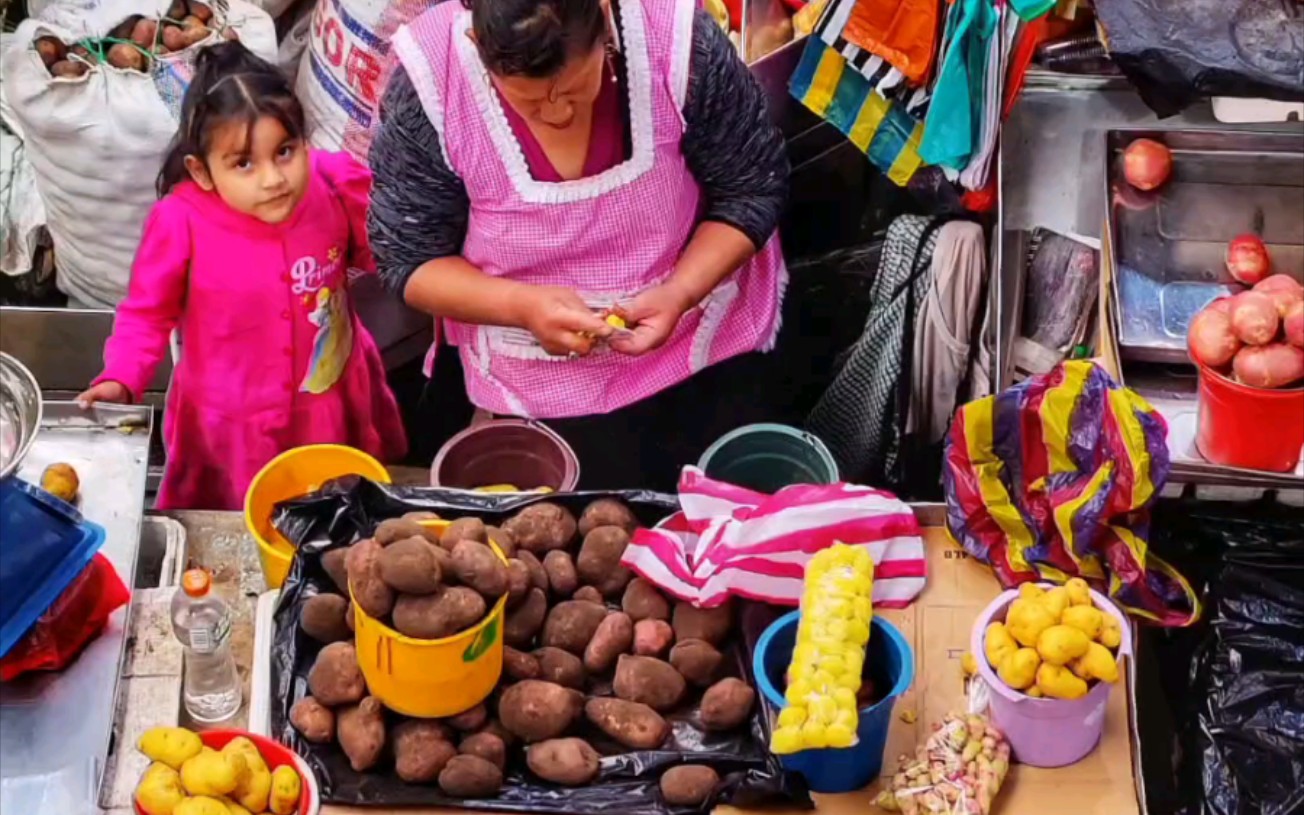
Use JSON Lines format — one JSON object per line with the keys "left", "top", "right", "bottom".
{"left": 367, "top": 65, "right": 470, "bottom": 295}
{"left": 681, "top": 11, "right": 789, "bottom": 250}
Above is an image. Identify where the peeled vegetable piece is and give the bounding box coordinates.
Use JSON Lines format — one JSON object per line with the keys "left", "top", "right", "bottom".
{"left": 307, "top": 642, "right": 366, "bottom": 706}
{"left": 672, "top": 600, "right": 733, "bottom": 646}
{"left": 613, "top": 655, "right": 686, "bottom": 712}
{"left": 439, "top": 754, "right": 503, "bottom": 798}
{"left": 576, "top": 526, "right": 633, "bottom": 596}
{"left": 393, "top": 586, "right": 487, "bottom": 639}
{"left": 670, "top": 639, "right": 724, "bottom": 687}
{"left": 660, "top": 765, "right": 720, "bottom": 807}
{"left": 542, "top": 600, "right": 608, "bottom": 654}
{"left": 1188, "top": 309, "right": 1241, "bottom": 368}
{"left": 451, "top": 540, "right": 509, "bottom": 597}
{"left": 526, "top": 738, "right": 601, "bottom": 786}
{"left": 1229, "top": 291, "right": 1281, "bottom": 346}
{"left": 699, "top": 677, "right": 755, "bottom": 730}
{"left": 502, "top": 503, "right": 577, "bottom": 553}
{"left": 498, "top": 680, "right": 584, "bottom": 742}
{"left": 585, "top": 697, "right": 670, "bottom": 749}
{"left": 579, "top": 498, "right": 638, "bottom": 536}
{"left": 584, "top": 611, "right": 634, "bottom": 673}
{"left": 1122, "top": 138, "right": 1171, "bottom": 191}
{"left": 1233, "top": 343, "right": 1304, "bottom": 388}
{"left": 135, "top": 762, "right": 186, "bottom": 815}
{"left": 393, "top": 720, "right": 458, "bottom": 783}
{"left": 300, "top": 593, "right": 352, "bottom": 643}
{"left": 379, "top": 537, "right": 444, "bottom": 595}
{"left": 338, "top": 697, "right": 387, "bottom": 772}
{"left": 138, "top": 726, "right": 203, "bottom": 770}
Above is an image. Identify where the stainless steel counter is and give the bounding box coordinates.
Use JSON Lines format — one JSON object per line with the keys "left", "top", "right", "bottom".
{"left": 0, "top": 403, "right": 151, "bottom": 815}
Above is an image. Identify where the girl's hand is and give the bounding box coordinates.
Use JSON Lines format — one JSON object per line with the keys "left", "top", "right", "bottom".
{"left": 609, "top": 282, "right": 695, "bottom": 357}
{"left": 77, "top": 381, "right": 130, "bottom": 408}
{"left": 515, "top": 285, "right": 613, "bottom": 356}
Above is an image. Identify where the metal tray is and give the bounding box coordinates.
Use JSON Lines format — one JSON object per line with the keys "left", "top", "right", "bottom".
{"left": 1105, "top": 129, "right": 1304, "bottom": 363}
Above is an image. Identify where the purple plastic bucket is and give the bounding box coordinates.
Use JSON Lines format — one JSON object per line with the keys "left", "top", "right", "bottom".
{"left": 432, "top": 420, "right": 580, "bottom": 491}
{"left": 969, "top": 585, "right": 1133, "bottom": 768}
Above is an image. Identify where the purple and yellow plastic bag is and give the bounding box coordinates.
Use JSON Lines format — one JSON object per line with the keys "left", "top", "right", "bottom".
{"left": 943, "top": 361, "right": 1199, "bottom": 627}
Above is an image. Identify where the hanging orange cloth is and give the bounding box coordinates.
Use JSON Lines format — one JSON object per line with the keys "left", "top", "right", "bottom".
{"left": 839, "top": 0, "right": 942, "bottom": 84}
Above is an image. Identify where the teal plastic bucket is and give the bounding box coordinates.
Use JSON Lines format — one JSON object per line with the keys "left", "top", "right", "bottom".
{"left": 698, "top": 424, "right": 838, "bottom": 493}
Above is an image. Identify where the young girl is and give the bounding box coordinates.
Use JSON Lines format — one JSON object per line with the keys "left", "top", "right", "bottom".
{"left": 79, "top": 42, "right": 407, "bottom": 510}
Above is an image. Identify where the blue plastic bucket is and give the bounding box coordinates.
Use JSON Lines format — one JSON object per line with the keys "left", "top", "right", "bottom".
{"left": 698, "top": 424, "right": 839, "bottom": 493}
{"left": 753, "top": 610, "right": 915, "bottom": 793}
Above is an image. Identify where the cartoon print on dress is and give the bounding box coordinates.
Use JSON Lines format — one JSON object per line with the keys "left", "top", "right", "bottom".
{"left": 297, "top": 246, "right": 355, "bottom": 394}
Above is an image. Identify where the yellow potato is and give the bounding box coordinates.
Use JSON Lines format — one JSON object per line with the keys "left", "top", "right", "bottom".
{"left": 174, "top": 798, "right": 230, "bottom": 815}
{"left": 997, "top": 647, "right": 1041, "bottom": 690}
{"left": 1069, "top": 641, "right": 1119, "bottom": 684}
{"left": 1099, "top": 613, "right": 1122, "bottom": 649}
{"left": 134, "top": 762, "right": 186, "bottom": 815}
{"left": 1017, "top": 583, "right": 1044, "bottom": 601}
{"left": 1064, "top": 577, "right": 1092, "bottom": 607}
{"left": 983, "top": 622, "right": 1018, "bottom": 669}
{"left": 220, "top": 797, "right": 253, "bottom": 815}
{"left": 1036, "top": 625, "right": 1092, "bottom": 667}
{"left": 1061, "top": 605, "right": 1104, "bottom": 641}
{"left": 1026, "top": 685, "right": 1044, "bottom": 698}
{"left": 1035, "top": 663, "right": 1088, "bottom": 700}
{"left": 40, "top": 462, "right": 80, "bottom": 502}
{"left": 138, "top": 727, "right": 203, "bottom": 770}
{"left": 1038, "top": 587, "right": 1071, "bottom": 621}
{"left": 222, "top": 738, "right": 270, "bottom": 812}
{"left": 1005, "top": 599, "right": 1056, "bottom": 648}
{"left": 268, "top": 765, "right": 302, "bottom": 815}
{"left": 180, "top": 749, "right": 246, "bottom": 798}
{"left": 960, "top": 651, "right": 979, "bottom": 678}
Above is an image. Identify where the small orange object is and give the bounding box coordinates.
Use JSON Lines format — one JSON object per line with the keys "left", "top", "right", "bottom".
{"left": 840, "top": 0, "right": 940, "bottom": 84}
{"left": 182, "top": 569, "right": 212, "bottom": 598}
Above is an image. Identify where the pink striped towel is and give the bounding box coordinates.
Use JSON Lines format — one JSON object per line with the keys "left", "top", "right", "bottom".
{"left": 621, "top": 467, "right": 928, "bottom": 609}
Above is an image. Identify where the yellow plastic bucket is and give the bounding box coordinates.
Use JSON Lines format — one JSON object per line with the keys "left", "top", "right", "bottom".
{"left": 244, "top": 445, "right": 391, "bottom": 589}
{"left": 351, "top": 520, "right": 507, "bottom": 718}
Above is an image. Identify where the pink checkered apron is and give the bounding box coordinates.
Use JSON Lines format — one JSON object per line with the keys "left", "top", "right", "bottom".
{"left": 392, "top": 0, "right": 787, "bottom": 419}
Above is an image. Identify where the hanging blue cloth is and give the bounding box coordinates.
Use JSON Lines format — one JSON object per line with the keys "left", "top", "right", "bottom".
{"left": 918, "top": 0, "right": 997, "bottom": 170}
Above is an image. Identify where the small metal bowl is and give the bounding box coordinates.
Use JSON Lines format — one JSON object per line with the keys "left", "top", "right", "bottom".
{"left": 0, "top": 352, "right": 43, "bottom": 481}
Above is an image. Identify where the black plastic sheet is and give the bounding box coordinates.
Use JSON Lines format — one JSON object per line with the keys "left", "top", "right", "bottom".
{"left": 1094, "top": 0, "right": 1304, "bottom": 118}
{"left": 267, "top": 479, "right": 812, "bottom": 814}
{"left": 1135, "top": 497, "right": 1304, "bottom": 815}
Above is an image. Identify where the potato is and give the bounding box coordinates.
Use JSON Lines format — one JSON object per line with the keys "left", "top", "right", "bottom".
{"left": 498, "top": 680, "right": 584, "bottom": 742}
{"left": 180, "top": 748, "right": 244, "bottom": 796}
{"left": 622, "top": 578, "right": 669, "bottom": 622}
{"left": 584, "top": 611, "right": 633, "bottom": 673}
{"left": 393, "top": 587, "right": 486, "bottom": 639}
{"left": 1035, "top": 662, "right": 1088, "bottom": 700}
{"left": 50, "top": 60, "right": 90, "bottom": 77}
{"left": 459, "top": 732, "right": 507, "bottom": 770}
{"left": 106, "top": 42, "right": 147, "bottom": 70}
{"left": 1036, "top": 625, "right": 1092, "bottom": 667}
{"left": 393, "top": 720, "right": 457, "bottom": 783}
{"left": 1069, "top": 641, "right": 1119, "bottom": 684}
{"left": 138, "top": 726, "right": 202, "bottom": 770}
{"left": 997, "top": 647, "right": 1040, "bottom": 690}
{"left": 379, "top": 537, "right": 444, "bottom": 595}
{"left": 506, "top": 559, "right": 532, "bottom": 605}
{"left": 224, "top": 737, "right": 271, "bottom": 812}
{"left": 34, "top": 36, "right": 67, "bottom": 67}
{"left": 403, "top": 510, "right": 442, "bottom": 522}
{"left": 660, "top": 765, "right": 720, "bottom": 807}
{"left": 375, "top": 517, "right": 432, "bottom": 545}
{"left": 268, "top": 765, "right": 301, "bottom": 815}
{"left": 447, "top": 702, "right": 489, "bottom": 732}
{"left": 475, "top": 718, "right": 518, "bottom": 748}
{"left": 338, "top": 697, "right": 386, "bottom": 772}
{"left": 40, "top": 462, "right": 78, "bottom": 502}
{"left": 1061, "top": 605, "right": 1104, "bottom": 641}
{"left": 307, "top": 642, "right": 366, "bottom": 706}
{"left": 585, "top": 697, "right": 669, "bottom": 750}
{"left": 505, "top": 588, "right": 548, "bottom": 647}
{"left": 535, "top": 646, "right": 586, "bottom": 689}
{"left": 451, "top": 540, "right": 509, "bottom": 598}
{"left": 441, "top": 517, "right": 487, "bottom": 550}
{"left": 516, "top": 550, "right": 550, "bottom": 593}
{"left": 322, "top": 547, "right": 350, "bottom": 594}
{"left": 574, "top": 585, "right": 604, "bottom": 604}
{"left": 167, "top": 0, "right": 187, "bottom": 19}
{"left": 300, "top": 593, "right": 351, "bottom": 643}
{"left": 579, "top": 498, "right": 638, "bottom": 536}
{"left": 173, "top": 798, "right": 228, "bottom": 815}
{"left": 543, "top": 550, "right": 579, "bottom": 597}
{"left": 633, "top": 619, "right": 675, "bottom": 657}
{"left": 613, "top": 655, "right": 686, "bottom": 712}
{"left": 438, "top": 754, "right": 503, "bottom": 798}
{"left": 502, "top": 502, "right": 577, "bottom": 553}
{"left": 345, "top": 604, "right": 355, "bottom": 632}
{"left": 485, "top": 525, "right": 517, "bottom": 557}
{"left": 672, "top": 600, "right": 733, "bottom": 647}
{"left": 134, "top": 763, "right": 185, "bottom": 815}
{"left": 699, "top": 677, "right": 754, "bottom": 730}
{"left": 189, "top": 0, "right": 214, "bottom": 22}
{"left": 162, "top": 25, "right": 188, "bottom": 51}
{"left": 526, "top": 738, "right": 600, "bottom": 786}
{"left": 576, "top": 526, "right": 633, "bottom": 596}
{"left": 289, "top": 696, "right": 335, "bottom": 743}
{"left": 222, "top": 798, "right": 254, "bottom": 815}
{"left": 542, "top": 600, "right": 609, "bottom": 654}
{"left": 670, "top": 639, "right": 723, "bottom": 687}
{"left": 346, "top": 538, "right": 395, "bottom": 619}
{"left": 131, "top": 18, "right": 159, "bottom": 48}
{"left": 504, "top": 646, "right": 541, "bottom": 681}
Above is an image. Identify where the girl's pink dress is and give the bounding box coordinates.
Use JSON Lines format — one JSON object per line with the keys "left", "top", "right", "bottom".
{"left": 96, "top": 151, "right": 408, "bottom": 510}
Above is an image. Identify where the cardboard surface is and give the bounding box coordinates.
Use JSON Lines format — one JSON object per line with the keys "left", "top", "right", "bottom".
{"left": 325, "top": 528, "right": 1141, "bottom": 815}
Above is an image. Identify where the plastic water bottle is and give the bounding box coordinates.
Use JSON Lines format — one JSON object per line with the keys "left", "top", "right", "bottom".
{"left": 171, "top": 568, "right": 241, "bottom": 722}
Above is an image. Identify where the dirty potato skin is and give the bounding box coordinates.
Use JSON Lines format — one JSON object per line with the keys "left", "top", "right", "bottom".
{"left": 289, "top": 696, "right": 335, "bottom": 743}
{"left": 307, "top": 642, "right": 366, "bottom": 706}
{"left": 504, "top": 647, "right": 541, "bottom": 681}
{"left": 622, "top": 578, "right": 670, "bottom": 622}
{"left": 502, "top": 503, "right": 577, "bottom": 553}
{"left": 393, "top": 720, "right": 457, "bottom": 783}
{"left": 578, "top": 498, "right": 638, "bottom": 536}
{"left": 584, "top": 612, "right": 634, "bottom": 674}
{"left": 498, "top": 680, "right": 584, "bottom": 742}
{"left": 392, "top": 587, "right": 486, "bottom": 639}
{"left": 505, "top": 588, "right": 548, "bottom": 648}
{"left": 440, "top": 517, "right": 487, "bottom": 551}
{"left": 672, "top": 600, "right": 734, "bottom": 647}
{"left": 447, "top": 703, "right": 488, "bottom": 733}
{"left": 670, "top": 639, "right": 724, "bottom": 687}
{"left": 321, "top": 547, "right": 350, "bottom": 595}
{"left": 506, "top": 560, "right": 532, "bottom": 605}
{"left": 576, "top": 526, "right": 633, "bottom": 596}
{"left": 573, "top": 585, "right": 604, "bottom": 604}
{"left": 535, "top": 647, "right": 586, "bottom": 689}
{"left": 459, "top": 732, "right": 507, "bottom": 770}
{"left": 527, "top": 738, "right": 601, "bottom": 786}
{"left": 485, "top": 525, "right": 517, "bottom": 557}
{"left": 438, "top": 754, "right": 503, "bottom": 798}
{"left": 542, "top": 601, "right": 609, "bottom": 654}
{"left": 515, "top": 550, "right": 550, "bottom": 594}
{"left": 451, "top": 540, "right": 509, "bottom": 598}
{"left": 345, "top": 538, "right": 395, "bottom": 619}
{"left": 378, "top": 537, "right": 444, "bottom": 595}
{"left": 585, "top": 697, "right": 670, "bottom": 750}
{"left": 543, "top": 550, "right": 579, "bottom": 597}
{"left": 374, "top": 517, "right": 431, "bottom": 545}
{"left": 337, "top": 697, "right": 386, "bottom": 772}
{"left": 613, "top": 655, "right": 686, "bottom": 712}
{"left": 660, "top": 765, "right": 720, "bottom": 807}
{"left": 299, "top": 593, "right": 352, "bottom": 644}
{"left": 699, "top": 678, "right": 755, "bottom": 731}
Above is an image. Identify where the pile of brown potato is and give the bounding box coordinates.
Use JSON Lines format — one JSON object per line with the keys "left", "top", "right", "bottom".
{"left": 34, "top": 1, "right": 228, "bottom": 78}
{"left": 289, "top": 499, "right": 755, "bottom": 808}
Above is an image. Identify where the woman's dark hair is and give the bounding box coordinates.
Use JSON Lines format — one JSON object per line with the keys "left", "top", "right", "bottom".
{"left": 156, "top": 42, "right": 306, "bottom": 197}
{"left": 464, "top": 0, "right": 606, "bottom": 78}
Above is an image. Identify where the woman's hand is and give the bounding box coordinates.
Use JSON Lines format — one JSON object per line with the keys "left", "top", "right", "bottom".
{"left": 515, "top": 285, "right": 613, "bottom": 356}
{"left": 609, "top": 282, "right": 696, "bottom": 356}
{"left": 77, "top": 381, "right": 130, "bottom": 408}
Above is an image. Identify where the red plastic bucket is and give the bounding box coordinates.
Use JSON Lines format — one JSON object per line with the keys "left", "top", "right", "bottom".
{"left": 1196, "top": 365, "right": 1304, "bottom": 473}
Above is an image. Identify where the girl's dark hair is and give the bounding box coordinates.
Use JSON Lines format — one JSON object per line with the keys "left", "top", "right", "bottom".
{"left": 464, "top": 0, "right": 606, "bottom": 78}
{"left": 156, "top": 42, "right": 306, "bottom": 197}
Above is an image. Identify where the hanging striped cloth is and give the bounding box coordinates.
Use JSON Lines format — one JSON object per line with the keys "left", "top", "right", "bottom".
{"left": 621, "top": 467, "right": 927, "bottom": 609}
